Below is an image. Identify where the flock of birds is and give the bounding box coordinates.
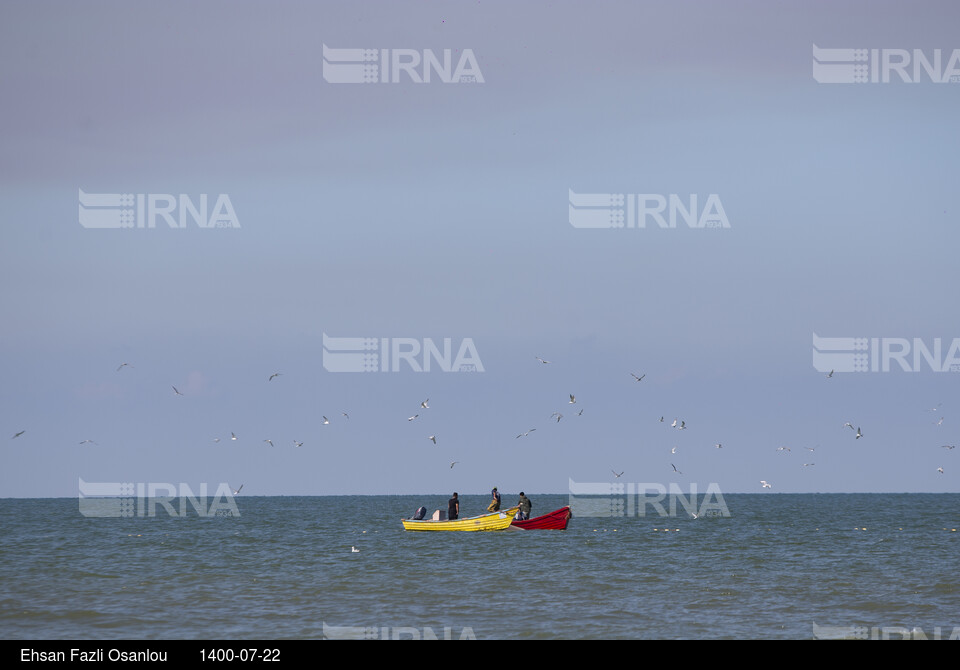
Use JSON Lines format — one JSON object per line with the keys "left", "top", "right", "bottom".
{"left": 7, "top": 355, "right": 956, "bottom": 495}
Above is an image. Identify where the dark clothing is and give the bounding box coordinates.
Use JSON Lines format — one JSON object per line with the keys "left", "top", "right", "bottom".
{"left": 447, "top": 497, "right": 459, "bottom": 520}
{"left": 517, "top": 495, "right": 532, "bottom": 520}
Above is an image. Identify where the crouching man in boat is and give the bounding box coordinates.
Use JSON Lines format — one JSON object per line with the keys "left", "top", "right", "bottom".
{"left": 486, "top": 487, "right": 501, "bottom": 512}
{"left": 515, "top": 492, "right": 532, "bottom": 520}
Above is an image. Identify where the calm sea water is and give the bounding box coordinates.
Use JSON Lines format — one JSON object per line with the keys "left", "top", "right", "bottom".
{"left": 1, "top": 493, "right": 958, "bottom": 640}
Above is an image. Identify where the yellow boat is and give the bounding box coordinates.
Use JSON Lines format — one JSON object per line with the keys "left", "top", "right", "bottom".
{"left": 401, "top": 507, "right": 520, "bottom": 532}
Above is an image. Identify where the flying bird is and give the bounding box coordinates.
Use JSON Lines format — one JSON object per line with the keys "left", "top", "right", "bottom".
{"left": 450, "top": 461, "right": 459, "bottom": 469}
{"left": 172, "top": 386, "right": 184, "bottom": 396}
{"left": 671, "top": 463, "right": 683, "bottom": 475}
{"left": 551, "top": 412, "right": 563, "bottom": 423}
{"left": 264, "top": 439, "right": 274, "bottom": 448}
{"left": 116, "top": 363, "right": 133, "bottom": 371}
{"left": 322, "top": 416, "right": 330, "bottom": 425}
{"left": 761, "top": 480, "right": 772, "bottom": 489}
{"left": 232, "top": 484, "right": 243, "bottom": 495}
{"left": 516, "top": 429, "right": 536, "bottom": 438}
{"left": 826, "top": 369, "right": 834, "bottom": 378}
{"left": 855, "top": 427, "right": 863, "bottom": 440}
{"left": 420, "top": 399, "right": 430, "bottom": 409}
{"left": 269, "top": 373, "right": 282, "bottom": 381}
{"left": 535, "top": 357, "right": 551, "bottom": 364}
{"left": 78, "top": 439, "right": 98, "bottom": 445}
{"left": 428, "top": 435, "right": 437, "bottom": 444}
{"left": 569, "top": 394, "right": 576, "bottom": 404}
{"left": 715, "top": 443, "right": 723, "bottom": 449}
{"left": 631, "top": 373, "right": 646, "bottom": 382}
{"left": 671, "top": 418, "right": 678, "bottom": 428}
{"left": 938, "top": 467, "right": 944, "bottom": 474}
{"left": 408, "top": 414, "right": 419, "bottom": 422}
{"left": 11, "top": 430, "right": 25, "bottom": 439}
{"left": 777, "top": 446, "right": 791, "bottom": 452}
{"left": 612, "top": 470, "right": 624, "bottom": 478}
{"left": 213, "top": 437, "right": 221, "bottom": 443}
{"left": 231, "top": 432, "right": 238, "bottom": 441}
{"left": 293, "top": 440, "right": 304, "bottom": 448}
{"left": 942, "top": 445, "right": 956, "bottom": 450}
{"left": 843, "top": 422, "right": 855, "bottom": 430}
{"left": 341, "top": 412, "right": 350, "bottom": 419}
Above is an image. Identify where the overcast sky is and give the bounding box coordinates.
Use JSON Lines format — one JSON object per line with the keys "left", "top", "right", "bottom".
{"left": 2, "top": 1, "right": 959, "bottom": 498}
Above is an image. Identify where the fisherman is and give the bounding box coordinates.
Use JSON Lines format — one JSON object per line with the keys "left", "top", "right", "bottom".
{"left": 486, "top": 486, "right": 501, "bottom": 512}
{"left": 447, "top": 492, "right": 460, "bottom": 520}
{"left": 516, "top": 492, "right": 532, "bottom": 520}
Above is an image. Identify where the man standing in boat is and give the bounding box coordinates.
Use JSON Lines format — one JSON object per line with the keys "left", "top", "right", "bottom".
{"left": 486, "top": 487, "right": 501, "bottom": 512}
{"left": 516, "top": 492, "right": 532, "bottom": 520}
{"left": 448, "top": 492, "right": 460, "bottom": 520}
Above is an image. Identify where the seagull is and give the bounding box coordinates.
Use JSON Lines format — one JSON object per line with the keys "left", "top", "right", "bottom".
{"left": 420, "top": 399, "right": 430, "bottom": 409}
{"left": 516, "top": 429, "right": 536, "bottom": 438}
{"left": 11, "top": 430, "right": 25, "bottom": 439}
{"left": 172, "top": 386, "right": 184, "bottom": 396}
{"left": 760, "top": 480, "right": 772, "bottom": 489}
{"left": 843, "top": 422, "right": 855, "bottom": 430}
{"left": 671, "top": 463, "right": 683, "bottom": 475}
{"left": 826, "top": 369, "right": 834, "bottom": 378}
{"left": 671, "top": 418, "right": 678, "bottom": 428}
{"left": 678, "top": 420, "right": 686, "bottom": 430}
{"left": 631, "top": 373, "right": 646, "bottom": 382}
{"left": 78, "top": 439, "right": 98, "bottom": 445}
{"left": 577, "top": 408, "right": 584, "bottom": 416}
{"left": 659, "top": 416, "right": 664, "bottom": 423}
{"left": 407, "top": 414, "right": 419, "bottom": 422}
{"left": 293, "top": 440, "right": 304, "bottom": 448}
{"left": 714, "top": 443, "right": 723, "bottom": 449}
{"left": 942, "top": 445, "right": 956, "bottom": 450}
{"left": 322, "top": 416, "right": 330, "bottom": 425}
{"left": 232, "top": 484, "right": 243, "bottom": 495}
{"left": 855, "top": 427, "right": 863, "bottom": 440}
{"left": 938, "top": 466, "right": 944, "bottom": 474}
{"left": 264, "top": 439, "right": 274, "bottom": 448}
{"left": 612, "top": 470, "right": 624, "bottom": 478}
{"left": 552, "top": 412, "right": 563, "bottom": 423}
{"left": 802, "top": 463, "right": 815, "bottom": 467}
{"left": 116, "top": 363, "right": 133, "bottom": 372}
{"left": 351, "top": 546, "right": 360, "bottom": 553}
{"left": 450, "top": 461, "right": 459, "bottom": 469}
{"left": 231, "top": 432, "right": 238, "bottom": 441}
{"left": 806, "top": 446, "right": 817, "bottom": 452}
{"left": 777, "top": 446, "right": 791, "bottom": 452}
{"left": 671, "top": 446, "right": 678, "bottom": 454}
{"left": 535, "top": 357, "right": 551, "bottom": 364}
{"left": 341, "top": 412, "right": 350, "bottom": 419}
{"left": 928, "top": 403, "right": 943, "bottom": 412}
{"left": 428, "top": 435, "right": 437, "bottom": 444}
{"left": 569, "top": 394, "right": 576, "bottom": 404}
{"left": 934, "top": 416, "right": 945, "bottom": 426}
{"left": 269, "top": 373, "right": 282, "bottom": 381}
{"left": 213, "top": 437, "right": 221, "bottom": 443}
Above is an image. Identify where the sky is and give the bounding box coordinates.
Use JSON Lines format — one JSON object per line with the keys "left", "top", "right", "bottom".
{"left": 1, "top": 1, "right": 959, "bottom": 498}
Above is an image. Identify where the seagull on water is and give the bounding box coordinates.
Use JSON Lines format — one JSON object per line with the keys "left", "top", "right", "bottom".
{"left": 351, "top": 546, "right": 360, "bottom": 553}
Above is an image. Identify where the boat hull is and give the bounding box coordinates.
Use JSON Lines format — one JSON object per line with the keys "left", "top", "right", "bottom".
{"left": 511, "top": 506, "right": 572, "bottom": 530}
{"left": 402, "top": 506, "right": 520, "bottom": 532}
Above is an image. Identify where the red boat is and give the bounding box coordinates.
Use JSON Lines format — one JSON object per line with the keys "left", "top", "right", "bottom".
{"left": 511, "top": 506, "right": 572, "bottom": 530}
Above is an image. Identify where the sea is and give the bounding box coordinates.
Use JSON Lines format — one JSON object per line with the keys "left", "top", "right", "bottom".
{"left": 1, "top": 493, "right": 959, "bottom": 642}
